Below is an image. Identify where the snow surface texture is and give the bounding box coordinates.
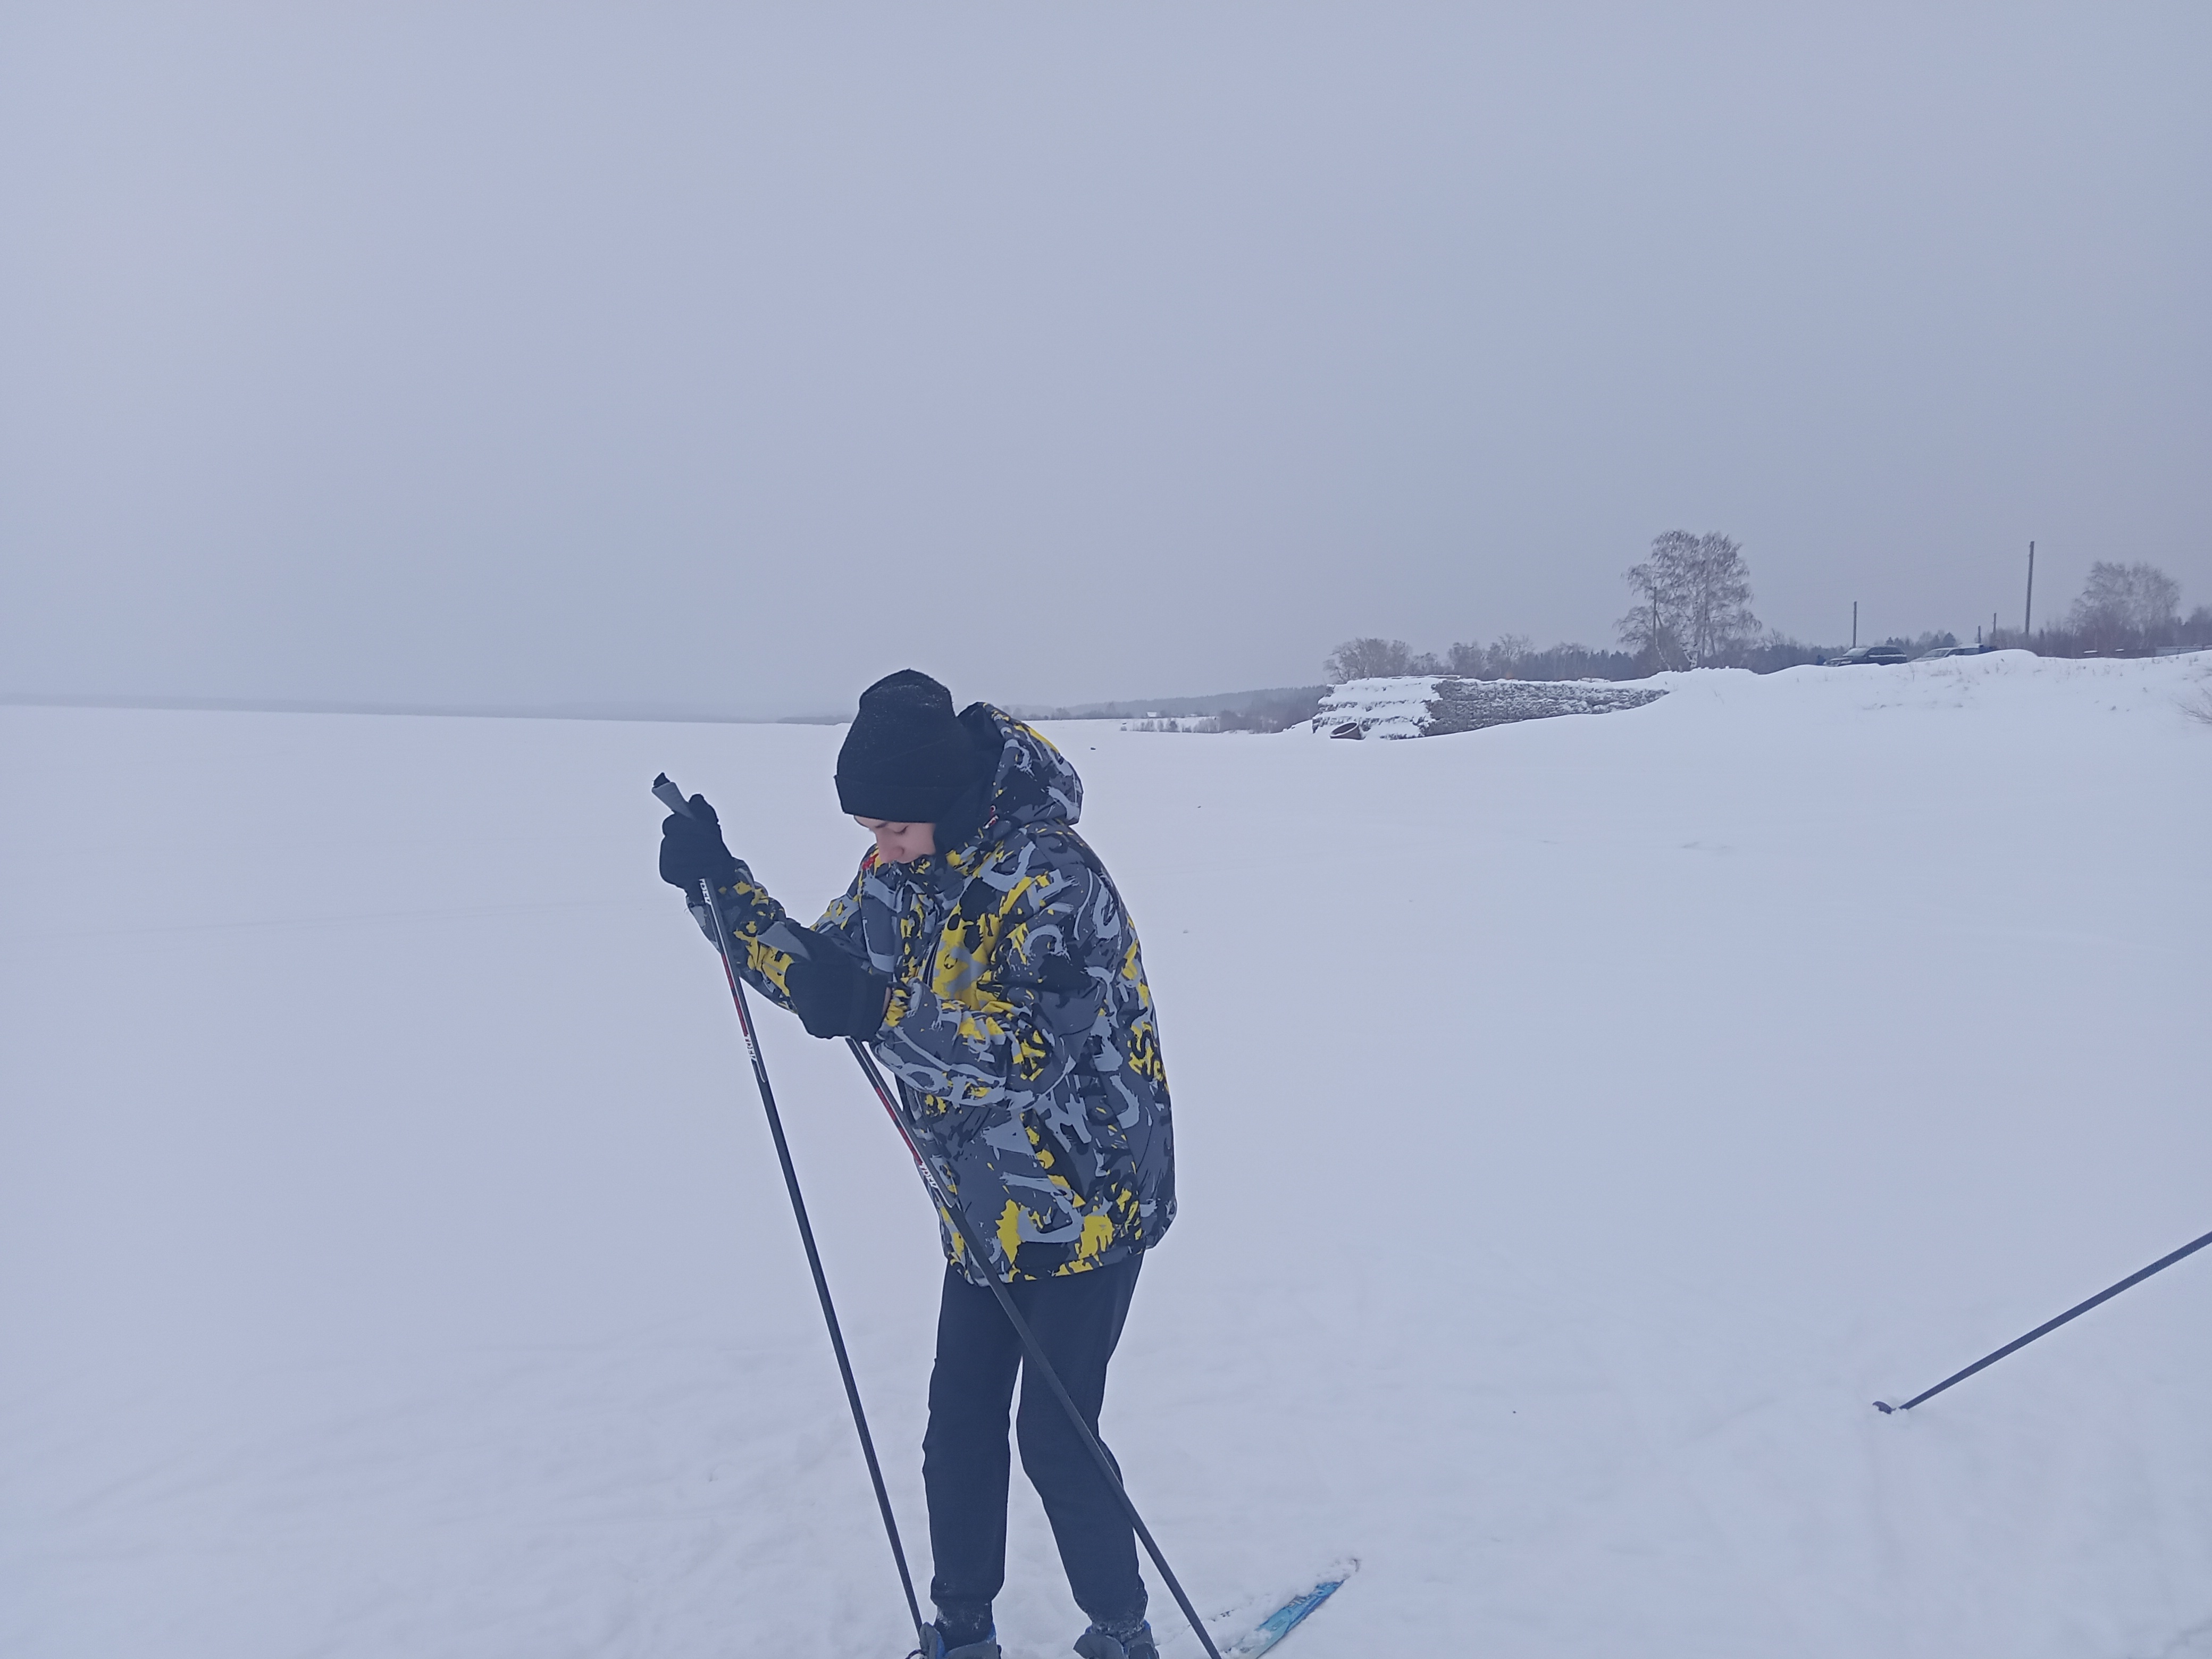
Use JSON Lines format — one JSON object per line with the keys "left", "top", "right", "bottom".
{"left": 1313, "top": 674, "right": 1666, "bottom": 739}
{"left": 5, "top": 651, "right": 2211, "bottom": 1659}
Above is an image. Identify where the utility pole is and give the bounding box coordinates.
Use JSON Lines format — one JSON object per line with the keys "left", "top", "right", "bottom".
{"left": 1851, "top": 601, "right": 1858, "bottom": 648}
{"left": 2024, "top": 541, "right": 2035, "bottom": 639}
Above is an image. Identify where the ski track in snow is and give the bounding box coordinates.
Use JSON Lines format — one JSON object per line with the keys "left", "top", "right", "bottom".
{"left": 4, "top": 652, "right": 2210, "bottom": 1657}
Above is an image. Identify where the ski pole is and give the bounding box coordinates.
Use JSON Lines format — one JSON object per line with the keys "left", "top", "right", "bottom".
{"left": 843, "top": 1038, "right": 1226, "bottom": 1659}
{"left": 652, "top": 775, "right": 924, "bottom": 1643}
{"left": 1875, "top": 1226, "right": 2212, "bottom": 1414}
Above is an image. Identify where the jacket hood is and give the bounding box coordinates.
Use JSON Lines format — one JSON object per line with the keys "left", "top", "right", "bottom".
{"left": 961, "top": 703, "right": 1083, "bottom": 836}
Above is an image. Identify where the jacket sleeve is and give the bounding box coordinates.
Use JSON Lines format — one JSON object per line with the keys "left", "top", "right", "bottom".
{"left": 873, "top": 848, "right": 1121, "bottom": 1121}
{"left": 688, "top": 856, "right": 872, "bottom": 1013}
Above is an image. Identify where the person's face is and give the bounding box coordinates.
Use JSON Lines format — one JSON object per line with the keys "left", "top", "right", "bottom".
{"left": 854, "top": 816, "right": 936, "bottom": 865}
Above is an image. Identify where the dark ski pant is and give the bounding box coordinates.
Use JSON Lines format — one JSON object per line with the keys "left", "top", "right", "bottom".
{"left": 925, "top": 1252, "right": 1146, "bottom": 1631}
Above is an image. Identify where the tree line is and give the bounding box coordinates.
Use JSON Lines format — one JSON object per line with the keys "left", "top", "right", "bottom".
{"left": 1325, "top": 535, "right": 2208, "bottom": 684}
{"left": 1992, "top": 559, "right": 2211, "bottom": 658}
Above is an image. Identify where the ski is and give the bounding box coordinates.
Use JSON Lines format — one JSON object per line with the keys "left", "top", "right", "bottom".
{"left": 1217, "top": 1564, "right": 1355, "bottom": 1657}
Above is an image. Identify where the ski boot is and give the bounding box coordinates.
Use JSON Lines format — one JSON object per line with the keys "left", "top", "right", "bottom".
{"left": 1073, "top": 1621, "right": 1158, "bottom": 1659}
{"left": 916, "top": 1620, "right": 1001, "bottom": 1659}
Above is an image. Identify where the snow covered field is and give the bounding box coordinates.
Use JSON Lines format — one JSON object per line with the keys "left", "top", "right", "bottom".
{"left": 4, "top": 652, "right": 2210, "bottom": 1659}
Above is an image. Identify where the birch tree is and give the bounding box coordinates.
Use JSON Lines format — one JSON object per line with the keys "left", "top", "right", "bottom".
{"left": 1618, "top": 531, "right": 1760, "bottom": 668}
{"left": 2067, "top": 561, "right": 2181, "bottom": 651}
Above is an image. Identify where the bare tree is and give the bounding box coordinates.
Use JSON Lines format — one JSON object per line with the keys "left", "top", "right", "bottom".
{"left": 1675, "top": 533, "right": 1759, "bottom": 665}
{"left": 1323, "top": 637, "right": 1414, "bottom": 681}
{"left": 1444, "top": 640, "right": 1488, "bottom": 676}
{"left": 2067, "top": 560, "right": 2181, "bottom": 652}
{"left": 1616, "top": 531, "right": 1759, "bottom": 668}
{"left": 1487, "top": 633, "right": 1536, "bottom": 677}
{"left": 1619, "top": 531, "right": 1692, "bottom": 669}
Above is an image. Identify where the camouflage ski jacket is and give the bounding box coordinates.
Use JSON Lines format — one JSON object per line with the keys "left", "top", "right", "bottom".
{"left": 696, "top": 708, "right": 1176, "bottom": 1283}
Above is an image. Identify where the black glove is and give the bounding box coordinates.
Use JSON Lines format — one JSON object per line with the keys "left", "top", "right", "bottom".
{"left": 785, "top": 939, "right": 889, "bottom": 1040}
{"left": 659, "top": 794, "right": 740, "bottom": 894}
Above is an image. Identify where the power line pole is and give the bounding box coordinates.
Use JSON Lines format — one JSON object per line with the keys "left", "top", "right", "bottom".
{"left": 2024, "top": 541, "right": 2035, "bottom": 638}
{"left": 1851, "top": 601, "right": 1858, "bottom": 648}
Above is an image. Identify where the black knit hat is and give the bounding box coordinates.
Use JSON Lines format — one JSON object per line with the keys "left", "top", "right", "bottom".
{"left": 835, "top": 670, "right": 991, "bottom": 823}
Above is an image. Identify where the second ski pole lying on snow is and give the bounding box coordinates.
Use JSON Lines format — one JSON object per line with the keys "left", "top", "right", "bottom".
{"left": 1875, "top": 1226, "right": 2212, "bottom": 1414}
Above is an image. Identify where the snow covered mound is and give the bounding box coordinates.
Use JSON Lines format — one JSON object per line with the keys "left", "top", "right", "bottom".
{"left": 1312, "top": 673, "right": 1665, "bottom": 738}
{"left": 5, "top": 649, "right": 2211, "bottom": 1659}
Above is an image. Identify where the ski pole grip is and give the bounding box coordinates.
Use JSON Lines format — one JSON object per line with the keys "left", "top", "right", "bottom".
{"left": 652, "top": 773, "right": 693, "bottom": 817}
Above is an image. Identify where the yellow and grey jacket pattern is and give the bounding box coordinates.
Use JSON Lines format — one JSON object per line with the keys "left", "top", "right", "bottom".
{"left": 698, "top": 707, "right": 1176, "bottom": 1284}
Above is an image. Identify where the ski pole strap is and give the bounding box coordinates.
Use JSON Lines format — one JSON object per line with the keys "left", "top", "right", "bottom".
{"left": 843, "top": 1040, "right": 1225, "bottom": 1659}
{"left": 1876, "top": 1226, "right": 2212, "bottom": 1414}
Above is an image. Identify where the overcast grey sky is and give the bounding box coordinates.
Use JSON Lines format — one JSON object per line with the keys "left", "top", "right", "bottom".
{"left": 4, "top": 4, "right": 2207, "bottom": 717}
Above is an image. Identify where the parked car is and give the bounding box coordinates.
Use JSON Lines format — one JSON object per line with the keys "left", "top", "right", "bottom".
{"left": 1826, "top": 645, "right": 1911, "bottom": 666}
{"left": 1914, "top": 643, "right": 1990, "bottom": 660}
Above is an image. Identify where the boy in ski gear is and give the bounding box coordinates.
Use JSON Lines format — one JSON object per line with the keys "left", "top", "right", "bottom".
{"left": 659, "top": 669, "right": 1175, "bottom": 1657}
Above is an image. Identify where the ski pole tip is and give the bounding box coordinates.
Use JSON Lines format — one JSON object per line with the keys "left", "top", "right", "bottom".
{"left": 1873, "top": 1401, "right": 1896, "bottom": 1414}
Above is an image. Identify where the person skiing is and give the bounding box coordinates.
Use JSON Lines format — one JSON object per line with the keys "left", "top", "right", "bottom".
{"left": 657, "top": 669, "right": 1178, "bottom": 1659}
